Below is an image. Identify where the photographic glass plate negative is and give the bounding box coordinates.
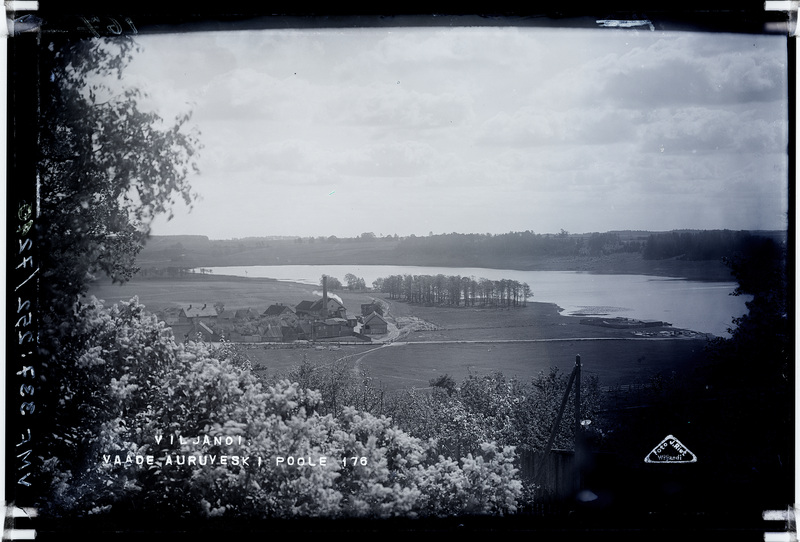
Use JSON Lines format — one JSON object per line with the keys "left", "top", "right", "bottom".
{"left": 5, "top": 4, "right": 795, "bottom": 540}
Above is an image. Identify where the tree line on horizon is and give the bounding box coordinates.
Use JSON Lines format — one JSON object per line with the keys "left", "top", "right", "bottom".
{"left": 144, "top": 229, "right": 783, "bottom": 268}
{"left": 640, "top": 229, "right": 776, "bottom": 261}
{"left": 391, "top": 229, "right": 782, "bottom": 262}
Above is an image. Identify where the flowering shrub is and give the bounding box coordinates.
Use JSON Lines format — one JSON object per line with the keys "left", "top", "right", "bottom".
{"left": 40, "top": 297, "right": 524, "bottom": 519}
{"left": 417, "top": 442, "right": 522, "bottom": 516}
{"left": 386, "top": 370, "right": 601, "bottom": 456}
{"left": 282, "top": 353, "right": 385, "bottom": 417}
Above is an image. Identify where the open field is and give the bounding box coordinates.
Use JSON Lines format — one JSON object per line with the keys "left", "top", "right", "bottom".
{"left": 381, "top": 298, "right": 665, "bottom": 341}
{"left": 245, "top": 295, "right": 711, "bottom": 392}
{"left": 86, "top": 274, "right": 382, "bottom": 314}
{"left": 245, "top": 339, "right": 709, "bottom": 393}
{"left": 87, "top": 275, "right": 716, "bottom": 393}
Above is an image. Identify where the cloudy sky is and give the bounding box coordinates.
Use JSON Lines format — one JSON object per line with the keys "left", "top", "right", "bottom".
{"left": 119, "top": 23, "right": 789, "bottom": 239}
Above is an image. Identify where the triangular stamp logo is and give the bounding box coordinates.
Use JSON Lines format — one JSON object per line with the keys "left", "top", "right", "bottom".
{"left": 644, "top": 434, "right": 697, "bottom": 463}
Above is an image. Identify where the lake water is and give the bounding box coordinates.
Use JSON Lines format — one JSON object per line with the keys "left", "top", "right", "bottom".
{"left": 200, "top": 264, "right": 751, "bottom": 338}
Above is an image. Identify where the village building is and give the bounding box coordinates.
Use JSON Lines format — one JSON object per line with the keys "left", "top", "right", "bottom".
{"left": 156, "top": 289, "right": 368, "bottom": 344}
{"left": 263, "top": 304, "right": 300, "bottom": 327}
{"left": 160, "top": 307, "right": 183, "bottom": 325}
{"left": 362, "top": 312, "right": 388, "bottom": 335}
{"left": 361, "top": 302, "right": 384, "bottom": 317}
{"left": 263, "top": 303, "right": 294, "bottom": 318}
{"left": 162, "top": 304, "right": 220, "bottom": 341}
{"left": 318, "top": 297, "right": 347, "bottom": 319}
{"left": 294, "top": 300, "right": 318, "bottom": 319}
{"left": 261, "top": 323, "right": 284, "bottom": 343}
{"left": 298, "top": 321, "right": 313, "bottom": 341}
{"left": 169, "top": 320, "right": 221, "bottom": 343}
{"left": 194, "top": 320, "right": 220, "bottom": 341}
{"left": 295, "top": 297, "right": 347, "bottom": 320}
{"left": 229, "top": 330, "right": 262, "bottom": 343}
{"left": 280, "top": 325, "right": 301, "bottom": 342}
{"left": 234, "top": 308, "right": 260, "bottom": 321}
{"left": 178, "top": 303, "right": 218, "bottom": 325}
{"left": 215, "top": 310, "right": 237, "bottom": 333}
{"left": 309, "top": 318, "right": 352, "bottom": 340}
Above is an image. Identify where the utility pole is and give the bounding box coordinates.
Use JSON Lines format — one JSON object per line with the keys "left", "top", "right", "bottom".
{"left": 574, "top": 354, "right": 582, "bottom": 493}
{"left": 534, "top": 354, "right": 583, "bottom": 491}
{"left": 575, "top": 354, "right": 581, "bottom": 444}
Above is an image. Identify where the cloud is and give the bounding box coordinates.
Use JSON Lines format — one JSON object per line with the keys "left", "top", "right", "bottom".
{"left": 477, "top": 106, "right": 638, "bottom": 148}
{"left": 133, "top": 27, "right": 788, "bottom": 239}
{"left": 596, "top": 34, "right": 787, "bottom": 108}
{"left": 329, "top": 140, "right": 439, "bottom": 178}
{"left": 634, "top": 106, "right": 788, "bottom": 156}
{"left": 318, "top": 82, "right": 474, "bottom": 131}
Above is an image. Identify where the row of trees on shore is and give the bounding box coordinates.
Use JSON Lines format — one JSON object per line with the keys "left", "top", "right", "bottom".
{"left": 373, "top": 274, "right": 531, "bottom": 307}
{"left": 318, "top": 273, "right": 367, "bottom": 291}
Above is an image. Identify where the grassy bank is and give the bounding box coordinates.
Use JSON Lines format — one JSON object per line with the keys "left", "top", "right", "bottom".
{"left": 86, "top": 274, "right": 382, "bottom": 314}
{"left": 250, "top": 339, "right": 710, "bottom": 393}
{"left": 340, "top": 296, "right": 709, "bottom": 391}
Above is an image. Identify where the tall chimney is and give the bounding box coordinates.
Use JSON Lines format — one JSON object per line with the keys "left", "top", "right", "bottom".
{"left": 321, "top": 275, "right": 328, "bottom": 320}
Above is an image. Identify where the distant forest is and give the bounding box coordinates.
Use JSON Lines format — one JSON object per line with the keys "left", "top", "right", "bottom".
{"left": 135, "top": 229, "right": 786, "bottom": 278}
{"left": 393, "top": 229, "right": 785, "bottom": 261}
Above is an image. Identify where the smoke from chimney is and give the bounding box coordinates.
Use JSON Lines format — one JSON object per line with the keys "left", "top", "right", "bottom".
{"left": 321, "top": 275, "right": 328, "bottom": 319}
{"left": 313, "top": 290, "right": 343, "bottom": 305}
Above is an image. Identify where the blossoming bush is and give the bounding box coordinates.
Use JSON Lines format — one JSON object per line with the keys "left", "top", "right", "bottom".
{"left": 282, "top": 353, "right": 385, "bottom": 417}
{"left": 386, "top": 370, "right": 601, "bottom": 457}
{"left": 41, "top": 297, "right": 523, "bottom": 519}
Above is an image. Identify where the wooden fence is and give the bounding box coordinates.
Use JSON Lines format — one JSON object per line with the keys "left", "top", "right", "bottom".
{"left": 517, "top": 448, "right": 620, "bottom": 504}
{"left": 517, "top": 449, "right": 577, "bottom": 501}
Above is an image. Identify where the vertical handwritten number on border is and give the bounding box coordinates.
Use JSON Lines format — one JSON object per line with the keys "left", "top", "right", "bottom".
{"left": 16, "top": 202, "right": 38, "bottom": 292}
{"left": 18, "top": 203, "right": 32, "bottom": 235}
{"left": 16, "top": 202, "right": 37, "bottom": 487}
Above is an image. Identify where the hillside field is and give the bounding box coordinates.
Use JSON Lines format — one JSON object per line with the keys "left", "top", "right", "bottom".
{"left": 87, "top": 275, "right": 714, "bottom": 394}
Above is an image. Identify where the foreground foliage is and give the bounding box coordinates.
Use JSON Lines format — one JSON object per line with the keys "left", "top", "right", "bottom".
{"left": 41, "top": 297, "right": 523, "bottom": 519}
{"left": 38, "top": 36, "right": 200, "bottom": 317}
{"left": 387, "top": 370, "right": 601, "bottom": 458}
{"left": 279, "top": 356, "right": 601, "bottom": 460}
{"left": 35, "top": 36, "right": 203, "bottom": 508}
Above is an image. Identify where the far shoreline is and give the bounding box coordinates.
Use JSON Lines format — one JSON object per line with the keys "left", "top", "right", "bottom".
{"left": 137, "top": 234, "right": 741, "bottom": 283}
{"left": 172, "top": 253, "right": 735, "bottom": 283}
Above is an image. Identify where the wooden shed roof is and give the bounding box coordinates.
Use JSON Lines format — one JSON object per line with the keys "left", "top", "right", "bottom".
{"left": 364, "top": 312, "right": 387, "bottom": 325}
{"left": 180, "top": 304, "right": 218, "bottom": 318}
